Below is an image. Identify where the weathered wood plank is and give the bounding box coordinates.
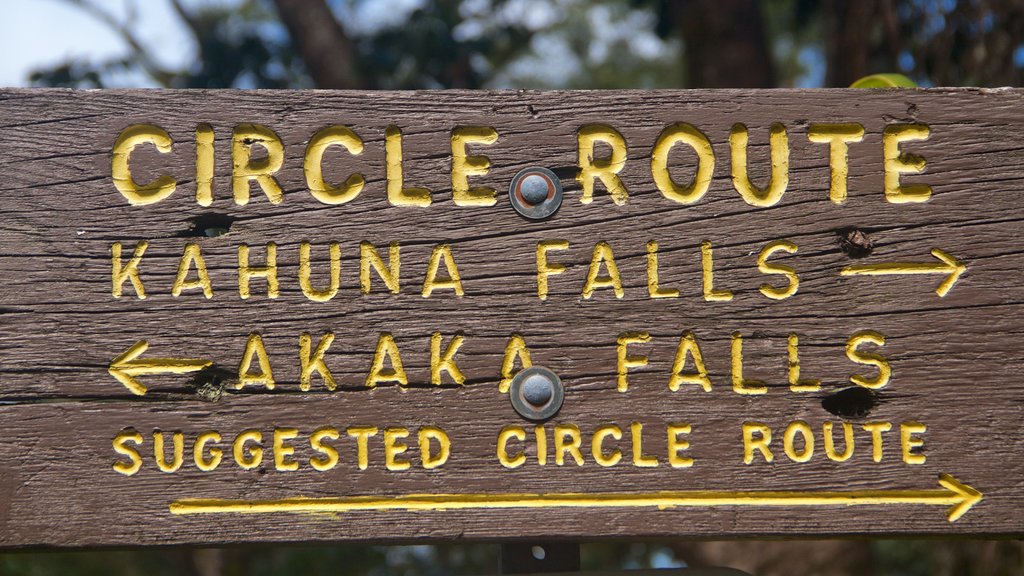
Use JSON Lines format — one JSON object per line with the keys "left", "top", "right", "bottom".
{"left": 0, "top": 88, "right": 1021, "bottom": 546}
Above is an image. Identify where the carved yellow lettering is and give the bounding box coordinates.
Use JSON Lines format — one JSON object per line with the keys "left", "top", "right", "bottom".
{"left": 651, "top": 123, "right": 714, "bottom": 204}
{"left": 299, "top": 241, "right": 341, "bottom": 302}
{"left": 646, "top": 241, "right": 679, "bottom": 298}
{"left": 385, "top": 125, "right": 431, "bottom": 207}
{"left": 669, "top": 331, "right": 712, "bottom": 392}
{"left": 419, "top": 426, "right": 451, "bottom": 469}
{"left": 731, "top": 332, "right": 767, "bottom": 395}
{"left": 195, "top": 123, "right": 214, "bottom": 207}
{"left": 667, "top": 424, "right": 693, "bottom": 468}
{"left": 309, "top": 427, "right": 340, "bottom": 471}
{"left": 743, "top": 422, "right": 773, "bottom": 464}
{"left": 360, "top": 241, "right": 400, "bottom": 294}
{"left": 366, "top": 332, "right": 407, "bottom": 388}
{"left": 577, "top": 124, "right": 628, "bottom": 205}
{"left": 232, "top": 124, "right": 284, "bottom": 205}
{"left": 758, "top": 239, "right": 799, "bottom": 300}
{"left": 112, "top": 430, "right": 143, "bottom": 476}
{"left": 300, "top": 332, "right": 336, "bottom": 391}
{"left": 847, "top": 330, "right": 890, "bottom": 389}
{"left": 591, "top": 425, "right": 622, "bottom": 467}
{"left": 730, "top": 123, "right": 789, "bottom": 207}
{"left": 451, "top": 126, "right": 498, "bottom": 206}
{"left": 153, "top": 431, "right": 184, "bottom": 473}
{"left": 583, "top": 241, "right": 624, "bottom": 299}
{"left": 616, "top": 331, "right": 650, "bottom": 392}
{"left": 112, "top": 241, "right": 148, "bottom": 299}
{"left": 233, "top": 430, "right": 263, "bottom": 470}
{"left": 883, "top": 123, "right": 931, "bottom": 203}
{"left": 701, "top": 240, "right": 733, "bottom": 301}
{"left": 193, "top": 431, "right": 222, "bottom": 471}
{"left": 172, "top": 243, "right": 213, "bottom": 298}
{"left": 273, "top": 427, "right": 300, "bottom": 472}
{"left": 807, "top": 123, "right": 864, "bottom": 204}
{"left": 536, "top": 239, "right": 569, "bottom": 300}
{"left": 630, "top": 422, "right": 658, "bottom": 467}
{"left": 422, "top": 244, "right": 464, "bottom": 297}
{"left": 238, "top": 243, "right": 279, "bottom": 299}
{"left": 863, "top": 421, "right": 892, "bottom": 462}
{"left": 499, "top": 333, "right": 533, "bottom": 393}
{"left": 111, "top": 124, "right": 175, "bottom": 205}
{"left": 554, "top": 424, "right": 584, "bottom": 466}
{"left": 238, "top": 333, "right": 275, "bottom": 390}
{"left": 787, "top": 333, "right": 821, "bottom": 392}
{"left": 783, "top": 420, "right": 814, "bottom": 463}
{"left": 431, "top": 332, "right": 465, "bottom": 385}
{"left": 347, "top": 426, "right": 378, "bottom": 470}
{"left": 497, "top": 426, "right": 526, "bottom": 469}
{"left": 385, "top": 427, "right": 411, "bottom": 471}
{"left": 304, "top": 125, "right": 364, "bottom": 204}
{"left": 901, "top": 421, "right": 927, "bottom": 465}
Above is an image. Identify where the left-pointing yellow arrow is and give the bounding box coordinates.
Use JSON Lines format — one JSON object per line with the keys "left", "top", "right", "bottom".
{"left": 840, "top": 248, "right": 966, "bottom": 297}
{"left": 109, "top": 340, "right": 212, "bottom": 396}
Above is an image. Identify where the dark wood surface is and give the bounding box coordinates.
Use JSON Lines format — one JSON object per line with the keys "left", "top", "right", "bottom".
{"left": 0, "top": 88, "right": 1021, "bottom": 547}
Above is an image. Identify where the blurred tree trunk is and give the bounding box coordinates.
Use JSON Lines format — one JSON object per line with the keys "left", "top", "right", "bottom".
{"left": 272, "top": 0, "right": 367, "bottom": 88}
{"left": 670, "top": 0, "right": 775, "bottom": 87}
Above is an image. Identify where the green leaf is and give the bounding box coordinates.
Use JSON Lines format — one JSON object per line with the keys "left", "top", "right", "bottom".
{"left": 850, "top": 73, "right": 917, "bottom": 88}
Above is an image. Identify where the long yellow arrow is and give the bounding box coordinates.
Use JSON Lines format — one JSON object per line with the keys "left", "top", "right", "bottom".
{"left": 170, "top": 474, "right": 981, "bottom": 523}
{"left": 109, "top": 340, "right": 212, "bottom": 396}
{"left": 840, "top": 248, "right": 966, "bottom": 297}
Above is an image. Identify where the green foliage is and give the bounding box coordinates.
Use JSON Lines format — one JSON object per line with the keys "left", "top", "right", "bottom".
{"left": 850, "top": 73, "right": 918, "bottom": 88}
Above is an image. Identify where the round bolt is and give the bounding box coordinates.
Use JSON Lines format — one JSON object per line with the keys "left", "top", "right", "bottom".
{"left": 509, "top": 167, "right": 563, "bottom": 220}
{"left": 508, "top": 366, "right": 564, "bottom": 422}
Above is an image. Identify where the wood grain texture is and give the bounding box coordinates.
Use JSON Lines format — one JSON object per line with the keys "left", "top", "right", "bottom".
{"left": 0, "top": 88, "right": 1022, "bottom": 547}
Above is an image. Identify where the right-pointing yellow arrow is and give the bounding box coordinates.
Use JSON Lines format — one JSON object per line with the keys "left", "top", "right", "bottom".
{"left": 170, "top": 474, "right": 982, "bottom": 523}
{"left": 840, "top": 248, "right": 966, "bottom": 297}
{"left": 109, "top": 340, "right": 212, "bottom": 396}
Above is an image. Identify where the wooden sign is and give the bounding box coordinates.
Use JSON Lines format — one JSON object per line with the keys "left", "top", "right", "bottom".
{"left": 0, "top": 88, "right": 1021, "bottom": 547}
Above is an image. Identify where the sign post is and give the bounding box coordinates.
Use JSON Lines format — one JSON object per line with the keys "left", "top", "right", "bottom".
{"left": 0, "top": 88, "right": 1021, "bottom": 547}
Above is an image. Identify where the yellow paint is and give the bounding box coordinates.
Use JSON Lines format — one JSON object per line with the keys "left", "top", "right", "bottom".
{"left": 238, "top": 333, "right": 275, "bottom": 390}
{"left": 233, "top": 430, "right": 263, "bottom": 470}
{"left": 651, "top": 122, "right": 714, "bottom": 204}
{"left": 451, "top": 126, "right": 498, "bottom": 206}
{"left": 232, "top": 124, "right": 284, "bottom": 205}
{"left": 385, "top": 428, "right": 411, "bottom": 471}
{"left": 743, "top": 422, "right": 773, "bottom": 463}
{"left": 497, "top": 426, "right": 526, "bottom": 469}
{"left": 422, "top": 244, "right": 464, "bottom": 297}
{"left": 731, "top": 333, "right": 767, "bottom": 395}
{"left": 757, "top": 240, "right": 799, "bottom": 300}
{"left": 535, "top": 425, "right": 548, "bottom": 466}
{"left": 366, "top": 332, "right": 408, "bottom": 388}
{"left": 783, "top": 421, "right": 814, "bottom": 463}
{"left": 111, "top": 241, "right": 148, "bottom": 299}
{"left": 591, "top": 425, "right": 622, "bottom": 467}
{"left": 823, "top": 422, "right": 854, "bottom": 462}
{"left": 787, "top": 333, "right": 820, "bottom": 392}
{"left": 616, "top": 331, "right": 650, "bottom": 392}
{"left": 195, "top": 124, "right": 215, "bottom": 207}
{"left": 347, "top": 426, "right": 378, "bottom": 470}
{"left": 299, "top": 241, "right": 341, "bottom": 302}
{"left": 309, "top": 427, "right": 340, "bottom": 472}
{"left": 194, "top": 431, "right": 223, "bottom": 471}
{"left": 630, "top": 422, "right": 658, "bottom": 467}
{"left": 700, "top": 241, "right": 733, "bottom": 301}
{"left": 111, "top": 124, "right": 176, "bottom": 205}
{"left": 840, "top": 248, "right": 965, "bottom": 297}
{"left": 299, "top": 332, "right": 336, "bottom": 391}
{"left": 646, "top": 241, "right": 679, "bottom": 298}
{"left": 863, "top": 421, "right": 893, "bottom": 462}
{"left": 108, "top": 340, "right": 212, "bottom": 396}
{"left": 499, "top": 333, "right": 532, "bottom": 393}
{"left": 883, "top": 123, "right": 931, "bottom": 203}
{"left": 846, "top": 330, "right": 890, "bottom": 389}
{"left": 807, "top": 123, "right": 864, "bottom": 204}
{"left": 274, "top": 428, "right": 300, "bottom": 471}
{"left": 729, "top": 123, "right": 789, "bottom": 207}
{"left": 172, "top": 243, "right": 213, "bottom": 298}
{"left": 304, "top": 125, "right": 365, "bottom": 204}
{"left": 536, "top": 240, "right": 569, "bottom": 300}
{"left": 112, "top": 430, "right": 143, "bottom": 476}
{"left": 385, "top": 125, "right": 431, "bottom": 207}
{"left": 238, "top": 243, "right": 279, "bottom": 299}
{"left": 577, "top": 124, "right": 628, "bottom": 205}
{"left": 583, "top": 241, "right": 624, "bottom": 299}
{"left": 669, "top": 332, "right": 711, "bottom": 392}
{"left": 667, "top": 424, "right": 693, "bottom": 468}
{"left": 419, "top": 426, "right": 451, "bottom": 469}
{"left": 171, "top": 474, "right": 982, "bottom": 522}
{"left": 554, "top": 424, "right": 584, "bottom": 466}
{"left": 154, "top": 431, "right": 184, "bottom": 473}
{"left": 360, "top": 242, "right": 401, "bottom": 294}
{"left": 901, "top": 422, "right": 927, "bottom": 465}
{"left": 430, "top": 332, "right": 465, "bottom": 385}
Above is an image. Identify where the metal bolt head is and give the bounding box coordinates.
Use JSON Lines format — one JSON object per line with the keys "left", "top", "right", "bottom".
{"left": 509, "top": 167, "right": 563, "bottom": 220}
{"left": 509, "top": 366, "right": 564, "bottom": 421}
